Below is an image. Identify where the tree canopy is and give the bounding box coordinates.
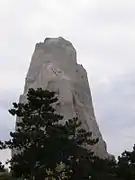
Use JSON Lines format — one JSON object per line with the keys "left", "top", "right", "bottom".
{"left": 0, "top": 88, "right": 99, "bottom": 180}
{"left": 0, "top": 88, "right": 134, "bottom": 180}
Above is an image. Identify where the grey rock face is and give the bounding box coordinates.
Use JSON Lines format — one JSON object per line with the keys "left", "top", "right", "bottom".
{"left": 19, "top": 37, "right": 110, "bottom": 158}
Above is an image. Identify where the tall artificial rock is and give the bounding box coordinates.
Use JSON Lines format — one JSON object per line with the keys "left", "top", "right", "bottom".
{"left": 19, "top": 37, "right": 110, "bottom": 158}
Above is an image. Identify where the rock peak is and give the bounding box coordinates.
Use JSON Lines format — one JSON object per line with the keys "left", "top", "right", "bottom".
{"left": 18, "top": 37, "right": 112, "bottom": 159}
{"left": 36, "top": 37, "right": 75, "bottom": 50}
{"left": 44, "top": 37, "right": 74, "bottom": 48}
{"left": 44, "top": 36, "right": 70, "bottom": 43}
{"left": 35, "top": 37, "right": 77, "bottom": 65}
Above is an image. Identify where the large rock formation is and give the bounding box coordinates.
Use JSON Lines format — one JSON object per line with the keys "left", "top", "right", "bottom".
{"left": 19, "top": 37, "right": 110, "bottom": 158}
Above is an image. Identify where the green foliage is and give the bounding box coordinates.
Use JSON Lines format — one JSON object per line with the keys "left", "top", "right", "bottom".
{"left": 0, "top": 163, "right": 12, "bottom": 180}
{"left": 0, "top": 88, "right": 98, "bottom": 180}
{"left": 116, "top": 144, "right": 135, "bottom": 180}
{"left": 0, "top": 162, "right": 5, "bottom": 173}
{"left": 0, "top": 173, "right": 13, "bottom": 180}
{"left": 44, "top": 162, "right": 73, "bottom": 180}
{"left": 2, "top": 88, "right": 133, "bottom": 180}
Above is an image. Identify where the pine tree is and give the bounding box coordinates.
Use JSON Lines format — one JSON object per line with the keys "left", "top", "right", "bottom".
{"left": 0, "top": 162, "right": 5, "bottom": 173}
{"left": 0, "top": 162, "right": 12, "bottom": 180}
{"left": 0, "top": 88, "right": 98, "bottom": 180}
{"left": 116, "top": 144, "right": 135, "bottom": 180}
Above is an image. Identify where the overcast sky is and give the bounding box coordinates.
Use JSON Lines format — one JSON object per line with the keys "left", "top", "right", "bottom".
{"left": 0, "top": 0, "right": 135, "bottom": 163}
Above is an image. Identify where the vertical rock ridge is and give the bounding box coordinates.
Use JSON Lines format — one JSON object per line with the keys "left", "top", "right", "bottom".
{"left": 19, "top": 37, "right": 111, "bottom": 159}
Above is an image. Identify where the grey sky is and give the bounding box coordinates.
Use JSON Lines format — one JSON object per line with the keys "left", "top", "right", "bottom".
{"left": 0, "top": 0, "right": 135, "bottom": 163}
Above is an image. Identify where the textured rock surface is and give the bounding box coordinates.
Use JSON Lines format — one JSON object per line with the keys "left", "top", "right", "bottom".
{"left": 18, "top": 37, "right": 110, "bottom": 158}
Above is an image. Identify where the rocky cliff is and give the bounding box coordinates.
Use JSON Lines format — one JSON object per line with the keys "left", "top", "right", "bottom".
{"left": 18, "top": 37, "right": 110, "bottom": 158}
